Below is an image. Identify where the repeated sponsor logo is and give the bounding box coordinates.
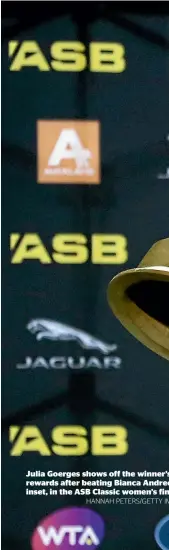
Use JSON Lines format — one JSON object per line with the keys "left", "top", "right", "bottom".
{"left": 9, "top": 425, "right": 128, "bottom": 456}
{"left": 157, "top": 135, "right": 169, "bottom": 180}
{"left": 8, "top": 41, "right": 126, "bottom": 73}
{"left": 10, "top": 233, "right": 128, "bottom": 264}
{"left": 31, "top": 507, "right": 105, "bottom": 549}
{"left": 154, "top": 515, "right": 169, "bottom": 550}
{"left": 16, "top": 318, "right": 121, "bottom": 371}
{"left": 37, "top": 121, "right": 100, "bottom": 184}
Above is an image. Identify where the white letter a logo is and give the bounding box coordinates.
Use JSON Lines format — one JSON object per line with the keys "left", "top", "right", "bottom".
{"left": 48, "top": 129, "right": 91, "bottom": 168}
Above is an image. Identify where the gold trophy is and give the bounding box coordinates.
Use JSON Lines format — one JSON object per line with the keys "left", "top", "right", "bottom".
{"left": 107, "top": 238, "right": 169, "bottom": 360}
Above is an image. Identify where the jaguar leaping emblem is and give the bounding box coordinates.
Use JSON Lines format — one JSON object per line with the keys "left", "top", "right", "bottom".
{"left": 27, "top": 319, "right": 117, "bottom": 355}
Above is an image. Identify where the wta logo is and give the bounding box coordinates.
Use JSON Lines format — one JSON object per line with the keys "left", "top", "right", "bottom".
{"left": 154, "top": 515, "right": 169, "bottom": 550}
{"left": 31, "top": 507, "right": 105, "bottom": 550}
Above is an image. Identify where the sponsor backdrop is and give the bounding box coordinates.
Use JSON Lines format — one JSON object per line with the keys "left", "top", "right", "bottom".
{"left": 2, "top": 3, "right": 169, "bottom": 550}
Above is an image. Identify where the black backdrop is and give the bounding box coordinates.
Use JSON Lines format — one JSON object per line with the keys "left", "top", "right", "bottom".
{"left": 2, "top": 3, "right": 169, "bottom": 550}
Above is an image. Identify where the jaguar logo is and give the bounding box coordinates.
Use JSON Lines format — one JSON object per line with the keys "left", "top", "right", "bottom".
{"left": 27, "top": 319, "right": 117, "bottom": 355}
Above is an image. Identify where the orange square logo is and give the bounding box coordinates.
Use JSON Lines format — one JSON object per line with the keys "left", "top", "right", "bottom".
{"left": 37, "top": 120, "right": 100, "bottom": 184}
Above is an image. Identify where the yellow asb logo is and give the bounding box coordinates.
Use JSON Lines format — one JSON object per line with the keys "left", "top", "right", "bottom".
{"left": 9, "top": 425, "right": 129, "bottom": 456}
{"left": 10, "top": 233, "right": 128, "bottom": 264}
{"left": 8, "top": 41, "right": 126, "bottom": 72}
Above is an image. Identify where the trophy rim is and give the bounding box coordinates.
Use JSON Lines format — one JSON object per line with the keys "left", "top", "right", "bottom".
{"left": 107, "top": 266, "right": 169, "bottom": 360}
